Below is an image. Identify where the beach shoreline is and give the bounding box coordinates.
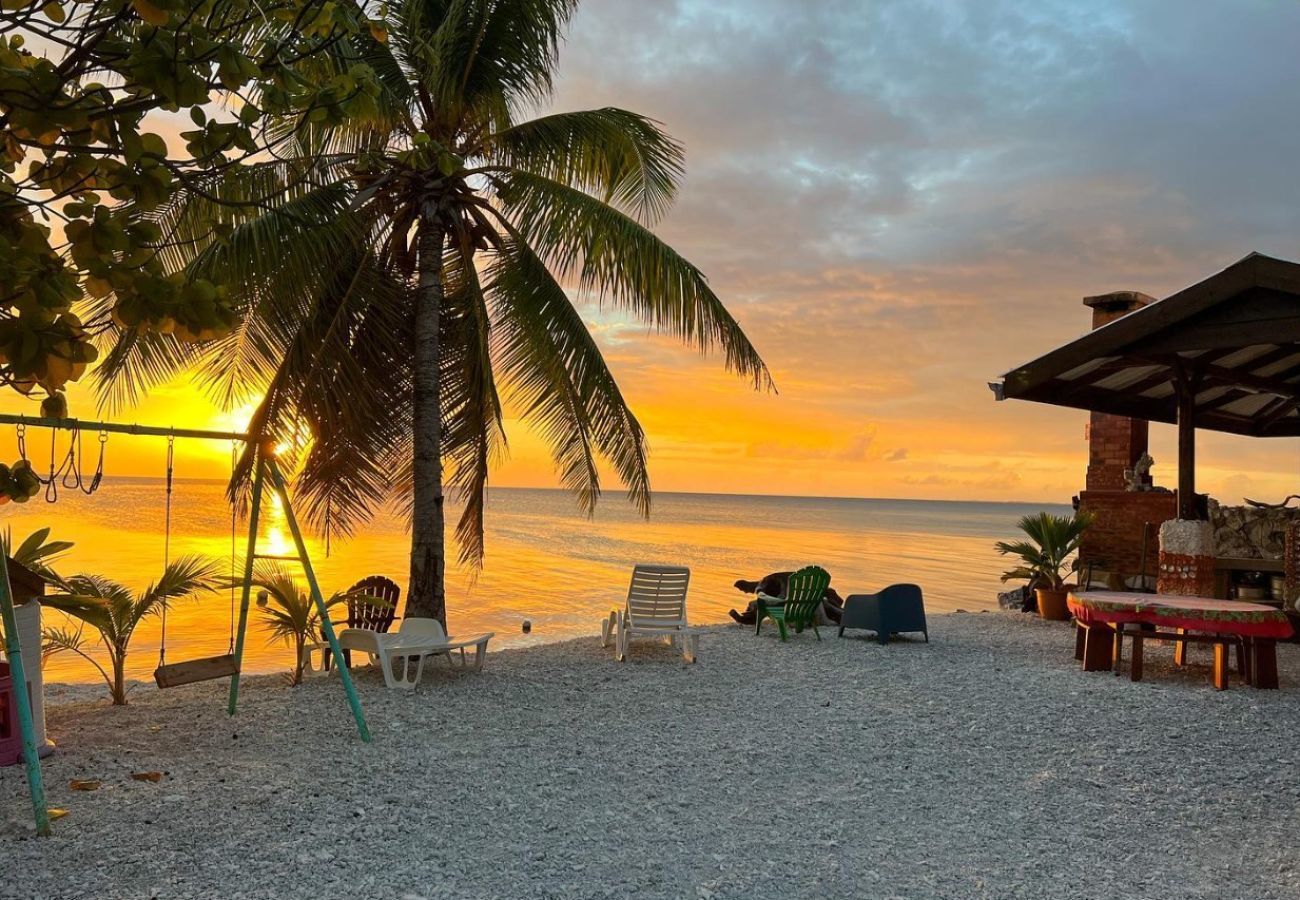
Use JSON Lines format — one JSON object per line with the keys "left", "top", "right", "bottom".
{"left": 4, "top": 611, "right": 1299, "bottom": 899}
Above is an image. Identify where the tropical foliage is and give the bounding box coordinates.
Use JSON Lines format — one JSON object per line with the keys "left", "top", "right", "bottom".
{"left": 243, "top": 563, "right": 384, "bottom": 686}
{"left": 0, "top": 0, "right": 382, "bottom": 415}
{"left": 90, "top": 0, "right": 771, "bottom": 622}
{"left": 995, "top": 512, "right": 1095, "bottom": 590}
{"left": 1, "top": 526, "right": 73, "bottom": 585}
{"left": 41, "top": 555, "right": 220, "bottom": 704}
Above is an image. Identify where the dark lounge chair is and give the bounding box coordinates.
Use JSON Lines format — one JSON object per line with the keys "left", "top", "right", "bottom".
{"left": 326, "top": 575, "right": 401, "bottom": 670}
{"left": 839, "top": 584, "right": 928, "bottom": 644}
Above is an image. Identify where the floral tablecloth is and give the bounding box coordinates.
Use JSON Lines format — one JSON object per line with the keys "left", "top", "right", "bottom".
{"left": 1068, "top": 591, "right": 1294, "bottom": 639}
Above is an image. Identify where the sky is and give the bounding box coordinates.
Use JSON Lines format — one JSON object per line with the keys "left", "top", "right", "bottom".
{"left": 5, "top": 0, "right": 1300, "bottom": 504}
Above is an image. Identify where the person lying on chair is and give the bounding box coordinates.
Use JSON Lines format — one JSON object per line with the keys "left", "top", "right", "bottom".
{"left": 728, "top": 571, "right": 845, "bottom": 626}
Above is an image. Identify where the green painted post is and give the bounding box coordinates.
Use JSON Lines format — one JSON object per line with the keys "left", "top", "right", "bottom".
{"left": 0, "top": 555, "right": 51, "bottom": 836}
{"left": 265, "top": 458, "right": 371, "bottom": 742}
{"left": 227, "top": 462, "right": 266, "bottom": 716}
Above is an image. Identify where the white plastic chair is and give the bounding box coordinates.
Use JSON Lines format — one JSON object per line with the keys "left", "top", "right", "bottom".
{"left": 600, "top": 564, "right": 696, "bottom": 662}
{"left": 329, "top": 618, "right": 495, "bottom": 690}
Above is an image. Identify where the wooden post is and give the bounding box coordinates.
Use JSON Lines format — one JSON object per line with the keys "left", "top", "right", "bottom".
{"left": 265, "top": 458, "right": 371, "bottom": 742}
{"left": 0, "top": 555, "right": 50, "bottom": 836}
{"left": 227, "top": 461, "right": 265, "bottom": 717}
{"left": 1176, "top": 366, "right": 1199, "bottom": 520}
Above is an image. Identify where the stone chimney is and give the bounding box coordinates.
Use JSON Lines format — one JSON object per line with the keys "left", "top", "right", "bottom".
{"left": 1083, "top": 291, "right": 1156, "bottom": 491}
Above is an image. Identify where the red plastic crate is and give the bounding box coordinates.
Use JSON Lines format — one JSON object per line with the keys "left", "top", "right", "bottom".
{"left": 0, "top": 659, "right": 23, "bottom": 767}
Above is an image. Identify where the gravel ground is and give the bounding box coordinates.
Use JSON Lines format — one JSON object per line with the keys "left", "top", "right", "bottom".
{"left": 3, "top": 611, "right": 1300, "bottom": 900}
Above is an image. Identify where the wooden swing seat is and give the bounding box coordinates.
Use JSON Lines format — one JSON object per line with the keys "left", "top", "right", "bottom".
{"left": 153, "top": 654, "right": 240, "bottom": 688}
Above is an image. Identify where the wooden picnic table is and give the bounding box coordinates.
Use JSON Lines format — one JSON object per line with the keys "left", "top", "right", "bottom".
{"left": 1067, "top": 591, "right": 1294, "bottom": 690}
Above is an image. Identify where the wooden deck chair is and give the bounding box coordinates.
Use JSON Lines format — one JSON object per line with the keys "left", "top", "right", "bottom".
{"left": 755, "top": 565, "right": 831, "bottom": 641}
{"left": 327, "top": 575, "right": 400, "bottom": 671}
{"left": 600, "top": 564, "right": 696, "bottom": 662}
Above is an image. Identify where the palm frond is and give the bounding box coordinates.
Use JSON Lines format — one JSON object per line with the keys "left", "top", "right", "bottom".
{"left": 492, "top": 171, "right": 772, "bottom": 389}
{"left": 486, "top": 235, "right": 649, "bottom": 518}
{"left": 484, "top": 108, "right": 684, "bottom": 223}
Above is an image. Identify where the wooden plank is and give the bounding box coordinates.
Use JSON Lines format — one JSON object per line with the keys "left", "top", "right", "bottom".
{"left": 1251, "top": 639, "right": 1280, "bottom": 689}
{"left": 1078, "top": 622, "right": 1114, "bottom": 671}
{"left": 154, "top": 654, "right": 239, "bottom": 688}
{"left": 1213, "top": 643, "right": 1228, "bottom": 690}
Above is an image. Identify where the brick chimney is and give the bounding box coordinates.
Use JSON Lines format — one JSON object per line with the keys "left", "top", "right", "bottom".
{"left": 1083, "top": 291, "right": 1156, "bottom": 491}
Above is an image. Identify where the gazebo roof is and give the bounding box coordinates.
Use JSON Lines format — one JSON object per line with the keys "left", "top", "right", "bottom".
{"left": 995, "top": 253, "right": 1300, "bottom": 437}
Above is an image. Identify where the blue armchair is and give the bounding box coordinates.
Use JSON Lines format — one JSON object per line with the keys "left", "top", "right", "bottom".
{"left": 839, "top": 584, "right": 928, "bottom": 644}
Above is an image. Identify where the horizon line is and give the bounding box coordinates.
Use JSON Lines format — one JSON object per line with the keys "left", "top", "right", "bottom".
{"left": 68, "top": 475, "right": 1073, "bottom": 508}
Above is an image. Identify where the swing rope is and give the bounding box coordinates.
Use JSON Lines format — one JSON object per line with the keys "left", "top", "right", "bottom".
{"left": 158, "top": 434, "right": 175, "bottom": 668}
{"left": 228, "top": 440, "right": 237, "bottom": 655}
{"left": 15, "top": 424, "right": 107, "bottom": 502}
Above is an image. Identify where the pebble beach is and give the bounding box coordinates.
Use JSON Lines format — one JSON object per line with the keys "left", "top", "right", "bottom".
{"left": 3, "top": 612, "right": 1299, "bottom": 900}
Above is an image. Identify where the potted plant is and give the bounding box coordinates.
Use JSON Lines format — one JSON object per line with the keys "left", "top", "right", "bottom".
{"left": 995, "top": 511, "right": 1094, "bottom": 621}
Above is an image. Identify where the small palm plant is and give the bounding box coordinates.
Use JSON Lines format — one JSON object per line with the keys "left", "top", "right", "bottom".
{"left": 995, "top": 512, "right": 1094, "bottom": 619}
{"left": 245, "top": 565, "right": 384, "bottom": 686}
{"left": 1, "top": 526, "right": 74, "bottom": 587}
{"left": 41, "top": 556, "right": 220, "bottom": 705}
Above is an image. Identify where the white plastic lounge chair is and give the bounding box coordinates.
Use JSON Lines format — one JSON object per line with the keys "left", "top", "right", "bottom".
{"left": 329, "top": 619, "right": 495, "bottom": 690}
{"left": 600, "top": 564, "right": 696, "bottom": 663}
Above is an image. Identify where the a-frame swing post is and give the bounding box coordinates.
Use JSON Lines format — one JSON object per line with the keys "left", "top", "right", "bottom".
{"left": 264, "top": 456, "right": 371, "bottom": 743}
{"left": 227, "top": 458, "right": 266, "bottom": 717}
{"left": 0, "top": 554, "right": 51, "bottom": 836}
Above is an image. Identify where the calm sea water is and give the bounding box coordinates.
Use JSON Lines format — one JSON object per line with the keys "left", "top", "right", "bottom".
{"left": 2, "top": 479, "right": 1069, "bottom": 684}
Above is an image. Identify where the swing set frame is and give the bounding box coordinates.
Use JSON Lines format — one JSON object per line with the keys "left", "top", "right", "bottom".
{"left": 0, "top": 412, "right": 371, "bottom": 837}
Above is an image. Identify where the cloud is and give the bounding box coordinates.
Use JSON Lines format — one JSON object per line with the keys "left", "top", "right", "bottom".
{"left": 530, "top": 0, "right": 1300, "bottom": 501}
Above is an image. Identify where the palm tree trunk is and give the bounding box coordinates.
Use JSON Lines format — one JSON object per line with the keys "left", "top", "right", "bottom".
{"left": 293, "top": 634, "right": 305, "bottom": 686}
{"left": 407, "top": 218, "right": 448, "bottom": 624}
{"left": 111, "top": 649, "right": 126, "bottom": 706}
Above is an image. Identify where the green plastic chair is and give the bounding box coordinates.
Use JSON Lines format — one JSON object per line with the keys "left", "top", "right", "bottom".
{"left": 755, "top": 565, "right": 831, "bottom": 641}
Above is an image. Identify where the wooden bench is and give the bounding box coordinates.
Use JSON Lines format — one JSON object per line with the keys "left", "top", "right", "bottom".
{"left": 1069, "top": 591, "right": 1290, "bottom": 691}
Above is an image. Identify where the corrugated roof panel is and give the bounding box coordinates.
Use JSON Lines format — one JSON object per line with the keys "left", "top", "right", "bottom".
{"left": 1222, "top": 393, "right": 1278, "bottom": 417}
{"left": 1253, "top": 351, "right": 1300, "bottom": 378}
{"left": 1092, "top": 364, "right": 1164, "bottom": 391}
{"left": 1059, "top": 358, "right": 1111, "bottom": 382}
{"left": 1213, "top": 345, "right": 1276, "bottom": 369}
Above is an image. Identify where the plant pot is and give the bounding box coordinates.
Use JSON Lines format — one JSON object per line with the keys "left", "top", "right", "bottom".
{"left": 1035, "top": 587, "right": 1071, "bottom": 621}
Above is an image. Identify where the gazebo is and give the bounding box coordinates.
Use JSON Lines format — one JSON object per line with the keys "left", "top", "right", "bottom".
{"left": 992, "top": 251, "right": 1300, "bottom": 600}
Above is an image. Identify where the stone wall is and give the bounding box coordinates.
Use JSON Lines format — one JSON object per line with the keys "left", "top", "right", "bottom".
{"left": 1210, "top": 504, "right": 1300, "bottom": 559}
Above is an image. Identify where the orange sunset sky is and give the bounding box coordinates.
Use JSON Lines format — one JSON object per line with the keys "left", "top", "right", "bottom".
{"left": 5, "top": 0, "right": 1300, "bottom": 506}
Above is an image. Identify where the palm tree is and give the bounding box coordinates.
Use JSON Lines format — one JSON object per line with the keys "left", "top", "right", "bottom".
{"left": 89, "top": 1, "right": 770, "bottom": 624}
{"left": 243, "top": 563, "right": 385, "bottom": 686}
{"left": 41, "top": 556, "right": 220, "bottom": 704}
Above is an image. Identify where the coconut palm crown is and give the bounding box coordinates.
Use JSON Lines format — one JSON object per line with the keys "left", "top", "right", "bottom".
{"left": 90, "top": 1, "right": 771, "bottom": 622}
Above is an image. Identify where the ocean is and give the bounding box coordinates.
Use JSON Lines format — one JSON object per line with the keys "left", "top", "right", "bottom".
{"left": 2, "top": 479, "right": 1070, "bottom": 685}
